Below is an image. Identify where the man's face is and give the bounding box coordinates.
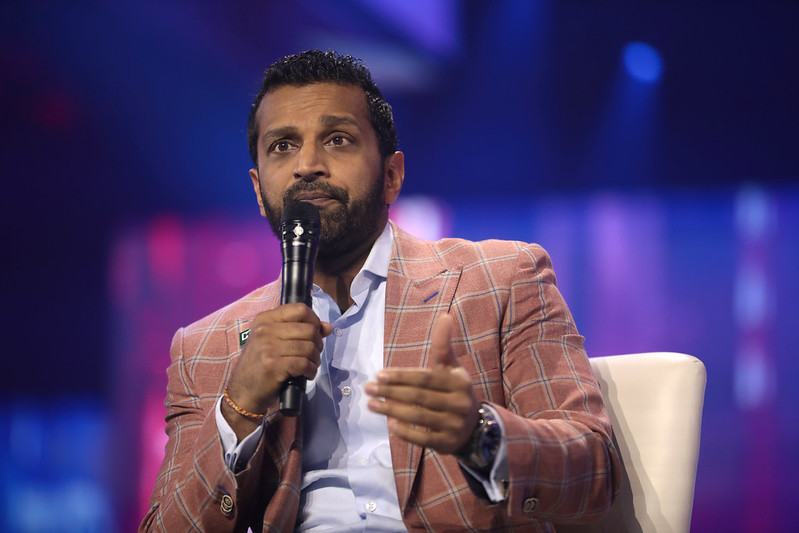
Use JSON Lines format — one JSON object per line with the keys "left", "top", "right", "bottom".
{"left": 249, "top": 83, "right": 403, "bottom": 258}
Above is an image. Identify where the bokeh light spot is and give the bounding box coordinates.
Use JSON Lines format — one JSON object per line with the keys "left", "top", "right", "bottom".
{"left": 623, "top": 41, "right": 663, "bottom": 83}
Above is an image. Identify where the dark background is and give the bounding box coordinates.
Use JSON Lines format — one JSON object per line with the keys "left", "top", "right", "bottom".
{"left": 1, "top": 1, "right": 797, "bottom": 531}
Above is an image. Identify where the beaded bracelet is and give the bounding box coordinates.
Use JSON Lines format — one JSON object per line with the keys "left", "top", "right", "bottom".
{"left": 223, "top": 388, "right": 266, "bottom": 420}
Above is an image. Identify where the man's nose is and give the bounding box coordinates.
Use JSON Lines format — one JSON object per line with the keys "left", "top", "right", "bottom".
{"left": 293, "top": 143, "right": 328, "bottom": 181}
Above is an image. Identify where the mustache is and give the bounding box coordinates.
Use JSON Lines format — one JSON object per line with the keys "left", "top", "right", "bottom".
{"left": 283, "top": 180, "right": 349, "bottom": 206}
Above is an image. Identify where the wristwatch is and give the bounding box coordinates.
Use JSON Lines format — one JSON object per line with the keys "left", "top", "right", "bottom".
{"left": 455, "top": 404, "right": 501, "bottom": 473}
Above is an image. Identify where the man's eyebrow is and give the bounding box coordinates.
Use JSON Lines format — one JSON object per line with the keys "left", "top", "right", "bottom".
{"left": 319, "top": 114, "right": 360, "bottom": 128}
{"left": 261, "top": 125, "right": 296, "bottom": 142}
{"left": 261, "top": 116, "right": 360, "bottom": 143}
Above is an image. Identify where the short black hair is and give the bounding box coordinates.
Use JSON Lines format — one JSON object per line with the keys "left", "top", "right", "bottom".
{"left": 247, "top": 50, "right": 398, "bottom": 166}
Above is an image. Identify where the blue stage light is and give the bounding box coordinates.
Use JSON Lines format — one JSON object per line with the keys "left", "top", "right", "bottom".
{"left": 623, "top": 42, "right": 663, "bottom": 83}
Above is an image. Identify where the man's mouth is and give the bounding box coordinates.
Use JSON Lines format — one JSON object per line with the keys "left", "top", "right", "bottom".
{"left": 289, "top": 191, "right": 339, "bottom": 206}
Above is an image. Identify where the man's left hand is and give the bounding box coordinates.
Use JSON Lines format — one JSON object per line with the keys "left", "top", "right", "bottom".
{"left": 366, "top": 314, "right": 479, "bottom": 455}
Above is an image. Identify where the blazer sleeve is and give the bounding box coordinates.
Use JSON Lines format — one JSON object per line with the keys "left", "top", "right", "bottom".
{"left": 139, "top": 327, "right": 272, "bottom": 532}
{"left": 490, "top": 244, "right": 621, "bottom": 523}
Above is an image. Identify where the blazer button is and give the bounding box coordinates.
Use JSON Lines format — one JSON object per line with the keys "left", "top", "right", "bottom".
{"left": 523, "top": 497, "right": 539, "bottom": 513}
{"left": 220, "top": 494, "right": 235, "bottom": 517}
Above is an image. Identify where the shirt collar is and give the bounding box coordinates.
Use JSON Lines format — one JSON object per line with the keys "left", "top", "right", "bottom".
{"left": 360, "top": 221, "right": 393, "bottom": 280}
{"left": 312, "top": 222, "right": 394, "bottom": 300}
{"left": 348, "top": 222, "right": 393, "bottom": 299}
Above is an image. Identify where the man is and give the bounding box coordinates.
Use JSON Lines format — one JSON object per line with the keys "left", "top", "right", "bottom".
{"left": 141, "top": 50, "right": 619, "bottom": 532}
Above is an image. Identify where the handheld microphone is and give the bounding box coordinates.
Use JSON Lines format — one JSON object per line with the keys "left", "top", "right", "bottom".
{"left": 278, "top": 201, "right": 321, "bottom": 416}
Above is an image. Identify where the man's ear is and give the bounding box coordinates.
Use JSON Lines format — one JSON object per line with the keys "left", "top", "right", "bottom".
{"left": 383, "top": 151, "right": 405, "bottom": 205}
{"left": 249, "top": 168, "right": 268, "bottom": 218}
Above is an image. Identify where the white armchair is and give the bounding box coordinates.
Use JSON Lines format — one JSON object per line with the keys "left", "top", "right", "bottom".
{"left": 558, "top": 352, "right": 707, "bottom": 533}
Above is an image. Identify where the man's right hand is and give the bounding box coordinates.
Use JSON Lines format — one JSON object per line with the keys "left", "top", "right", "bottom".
{"left": 222, "top": 303, "right": 332, "bottom": 439}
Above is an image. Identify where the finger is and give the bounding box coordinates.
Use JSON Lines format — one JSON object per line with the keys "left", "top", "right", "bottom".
{"left": 367, "top": 377, "right": 468, "bottom": 406}
{"left": 368, "top": 397, "right": 462, "bottom": 433}
{"left": 280, "top": 322, "right": 327, "bottom": 354}
{"left": 366, "top": 381, "right": 446, "bottom": 406}
{"left": 319, "top": 321, "right": 334, "bottom": 337}
{"left": 271, "top": 321, "right": 321, "bottom": 340}
{"left": 368, "top": 390, "right": 472, "bottom": 424}
{"left": 275, "top": 354, "right": 321, "bottom": 382}
{"left": 277, "top": 339, "right": 324, "bottom": 362}
{"left": 384, "top": 417, "right": 463, "bottom": 454}
{"left": 268, "top": 302, "right": 322, "bottom": 326}
{"left": 369, "top": 382, "right": 474, "bottom": 417}
{"left": 431, "top": 314, "right": 458, "bottom": 368}
{"left": 250, "top": 321, "right": 326, "bottom": 353}
{"left": 370, "top": 368, "right": 457, "bottom": 392}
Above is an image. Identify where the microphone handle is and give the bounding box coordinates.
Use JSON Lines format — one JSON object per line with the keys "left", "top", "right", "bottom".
{"left": 279, "top": 379, "right": 305, "bottom": 417}
{"left": 279, "top": 258, "right": 314, "bottom": 417}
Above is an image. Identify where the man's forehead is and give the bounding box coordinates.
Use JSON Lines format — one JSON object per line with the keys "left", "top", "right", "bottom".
{"left": 257, "top": 82, "right": 369, "bottom": 123}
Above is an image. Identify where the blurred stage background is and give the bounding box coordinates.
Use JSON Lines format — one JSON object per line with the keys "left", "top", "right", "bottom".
{"left": 2, "top": 1, "right": 797, "bottom": 531}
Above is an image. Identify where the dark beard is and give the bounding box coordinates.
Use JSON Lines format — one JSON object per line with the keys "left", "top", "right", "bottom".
{"left": 261, "top": 175, "right": 386, "bottom": 259}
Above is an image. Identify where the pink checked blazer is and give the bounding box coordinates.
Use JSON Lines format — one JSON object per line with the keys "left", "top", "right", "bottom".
{"left": 141, "top": 223, "right": 620, "bottom": 532}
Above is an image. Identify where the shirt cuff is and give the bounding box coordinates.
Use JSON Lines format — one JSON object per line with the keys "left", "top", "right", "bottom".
{"left": 214, "top": 396, "right": 264, "bottom": 472}
{"left": 459, "top": 404, "right": 509, "bottom": 502}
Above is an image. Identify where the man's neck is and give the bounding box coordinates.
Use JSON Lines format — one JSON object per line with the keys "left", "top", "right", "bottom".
{"left": 314, "top": 220, "right": 387, "bottom": 313}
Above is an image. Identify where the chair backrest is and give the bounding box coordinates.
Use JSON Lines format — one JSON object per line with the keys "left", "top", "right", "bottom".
{"left": 557, "top": 352, "right": 706, "bottom": 533}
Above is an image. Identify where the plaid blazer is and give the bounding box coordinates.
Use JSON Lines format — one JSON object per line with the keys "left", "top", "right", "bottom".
{"left": 141, "top": 222, "right": 619, "bottom": 532}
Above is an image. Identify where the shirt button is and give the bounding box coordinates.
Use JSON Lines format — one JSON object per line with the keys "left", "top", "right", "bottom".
{"left": 341, "top": 386, "right": 352, "bottom": 397}
{"left": 365, "top": 501, "right": 377, "bottom": 513}
{"left": 358, "top": 456, "right": 368, "bottom": 465}
{"left": 334, "top": 327, "right": 343, "bottom": 337}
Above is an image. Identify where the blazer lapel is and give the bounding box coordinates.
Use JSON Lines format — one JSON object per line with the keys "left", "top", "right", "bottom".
{"left": 384, "top": 224, "right": 462, "bottom": 513}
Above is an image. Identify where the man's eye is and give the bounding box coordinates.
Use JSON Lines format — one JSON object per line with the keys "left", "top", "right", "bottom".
{"left": 327, "top": 135, "right": 350, "bottom": 146}
{"left": 271, "top": 141, "right": 292, "bottom": 153}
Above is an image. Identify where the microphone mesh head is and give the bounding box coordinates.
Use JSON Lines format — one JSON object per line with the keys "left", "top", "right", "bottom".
{"left": 282, "top": 201, "right": 320, "bottom": 223}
